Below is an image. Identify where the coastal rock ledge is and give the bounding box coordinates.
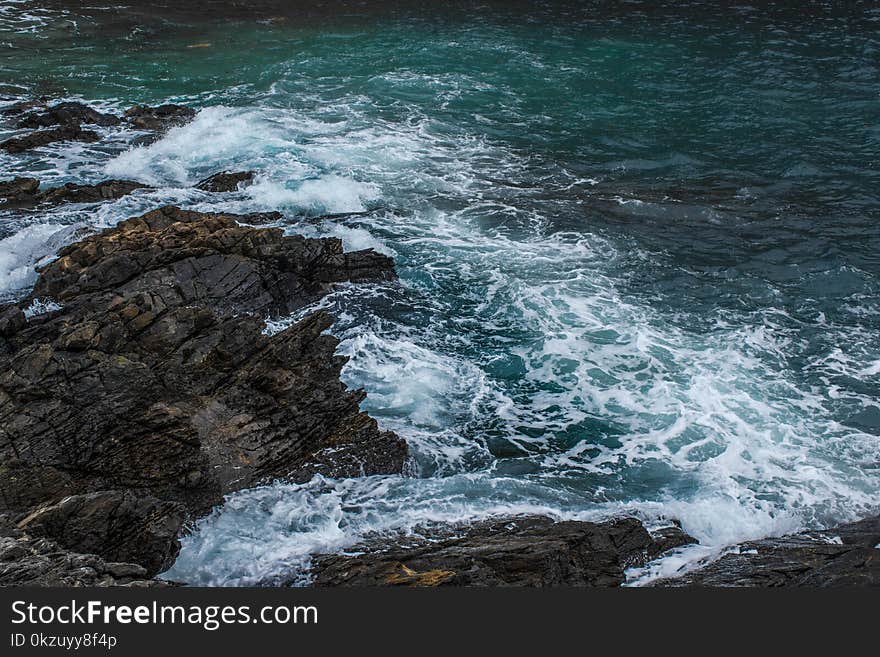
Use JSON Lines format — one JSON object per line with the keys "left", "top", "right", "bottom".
{"left": 0, "top": 205, "right": 406, "bottom": 585}
{"left": 308, "top": 516, "right": 696, "bottom": 587}
{"left": 653, "top": 515, "right": 880, "bottom": 587}
{"left": 307, "top": 514, "right": 880, "bottom": 588}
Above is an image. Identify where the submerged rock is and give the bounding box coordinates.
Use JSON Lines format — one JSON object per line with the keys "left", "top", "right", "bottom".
{"left": 0, "top": 204, "right": 405, "bottom": 585}
{"left": 196, "top": 170, "right": 255, "bottom": 192}
{"left": 17, "top": 101, "right": 121, "bottom": 129}
{"left": 654, "top": 515, "right": 880, "bottom": 587}
{"left": 125, "top": 104, "right": 197, "bottom": 132}
{"left": 310, "top": 516, "right": 696, "bottom": 587}
{"left": 0, "top": 177, "right": 150, "bottom": 210}
{"left": 0, "top": 125, "right": 100, "bottom": 153}
{"left": 234, "top": 211, "right": 285, "bottom": 225}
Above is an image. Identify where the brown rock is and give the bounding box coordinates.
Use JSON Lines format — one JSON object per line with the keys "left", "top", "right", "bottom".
{"left": 0, "top": 125, "right": 101, "bottom": 153}
{"left": 0, "top": 177, "right": 40, "bottom": 207}
{"left": 195, "top": 171, "right": 255, "bottom": 192}
{"left": 0, "top": 178, "right": 149, "bottom": 210}
{"left": 653, "top": 515, "right": 880, "bottom": 587}
{"left": 18, "top": 491, "right": 185, "bottom": 576}
{"left": 308, "top": 516, "right": 696, "bottom": 587}
{"left": 125, "top": 104, "right": 197, "bottom": 132}
{"left": 0, "top": 206, "right": 404, "bottom": 526}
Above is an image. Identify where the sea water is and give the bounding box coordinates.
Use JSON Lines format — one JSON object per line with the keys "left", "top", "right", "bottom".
{"left": 1, "top": 1, "right": 878, "bottom": 585}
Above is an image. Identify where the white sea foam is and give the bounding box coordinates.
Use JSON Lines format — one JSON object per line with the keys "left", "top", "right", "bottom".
{"left": 105, "top": 107, "right": 289, "bottom": 185}
{"left": 244, "top": 176, "right": 380, "bottom": 215}
{"left": 0, "top": 223, "right": 79, "bottom": 299}
{"left": 23, "top": 297, "right": 62, "bottom": 317}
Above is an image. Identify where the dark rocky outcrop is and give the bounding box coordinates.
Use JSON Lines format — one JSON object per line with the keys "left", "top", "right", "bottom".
{"left": 0, "top": 177, "right": 149, "bottom": 210}
{"left": 0, "top": 177, "right": 40, "bottom": 208}
{"left": 29, "top": 205, "right": 396, "bottom": 315}
{"left": 125, "top": 104, "right": 197, "bottom": 132}
{"left": 17, "top": 491, "right": 184, "bottom": 577}
{"left": 0, "top": 305, "right": 26, "bottom": 339}
{"left": 17, "top": 102, "right": 121, "bottom": 129}
{"left": 0, "top": 204, "right": 405, "bottom": 584}
{"left": 0, "top": 516, "right": 163, "bottom": 587}
{"left": 1, "top": 99, "right": 47, "bottom": 117}
{"left": 196, "top": 171, "right": 255, "bottom": 193}
{"left": 37, "top": 179, "right": 149, "bottom": 206}
{"left": 309, "top": 516, "right": 696, "bottom": 587}
{"left": 654, "top": 515, "right": 880, "bottom": 587}
{"left": 0, "top": 125, "right": 100, "bottom": 153}
{"left": 0, "top": 100, "right": 198, "bottom": 153}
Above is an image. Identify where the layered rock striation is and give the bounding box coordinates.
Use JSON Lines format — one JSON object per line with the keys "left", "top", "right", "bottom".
{"left": 0, "top": 204, "right": 406, "bottom": 583}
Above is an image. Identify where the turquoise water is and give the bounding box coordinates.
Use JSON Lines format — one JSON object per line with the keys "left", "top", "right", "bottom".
{"left": 1, "top": 1, "right": 878, "bottom": 584}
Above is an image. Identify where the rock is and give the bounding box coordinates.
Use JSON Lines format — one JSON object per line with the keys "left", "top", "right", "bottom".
{"left": 649, "top": 522, "right": 696, "bottom": 556}
{"left": 654, "top": 515, "right": 880, "bottom": 587}
{"left": 124, "top": 104, "right": 197, "bottom": 132}
{"left": 288, "top": 411, "right": 409, "bottom": 483}
{"left": 0, "top": 303, "right": 28, "bottom": 360}
{"left": 1, "top": 99, "right": 47, "bottom": 116}
{"left": 17, "top": 102, "right": 121, "bottom": 129}
{"left": 17, "top": 491, "right": 185, "bottom": 577}
{"left": 34, "top": 179, "right": 151, "bottom": 206}
{"left": 300, "top": 210, "right": 379, "bottom": 223}
{"left": 32, "top": 205, "right": 396, "bottom": 315}
{"left": 0, "top": 515, "right": 164, "bottom": 587}
{"left": 0, "top": 305, "right": 26, "bottom": 342}
{"left": 0, "top": 125, "right": 101, "bottom": 153}
{"left": 0, "top": 177, "right": 40, "bottom": 207}
{"left": 196, "top": 171, "right": 255, "bottom": 192}
{"left": 235, "top": 211, "right": 285, "bottom": 225}
{"left": 0, "top": 178, "right": 150, "bottom": 210}
{"left": 309, "top": 516, "right": 696, "bottom": 587}
{"left": 0, "top": 205, "right": 404, "bottom": 524}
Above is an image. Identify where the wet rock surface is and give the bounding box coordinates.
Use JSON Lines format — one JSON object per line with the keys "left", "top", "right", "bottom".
{"left": 17, "top": 101, "right": 121, "bottom": 129}
{"left": 37, "top": 179, "right": 150, "bottom": 206}
{"left": 0, "top": 515, "right": 163, "bottom": 587}
{"left": 0, "top": 177, "right": 40, "bottom": 208}
{"left": 30, "top": 205, "right": 396, "bottom": 314}
{"left": 0, "top": 99, "right": 197, "bottom": 153}
{"left": 654, "top": 515, "right": 880, "bottom": 587}
{"left": 17, "top": 491, "right": 185, "bottom": 577}
{"left": 196, "top": 171, "right": 255, "bottom": 192}
{"left": 1, "top": 99, "right": 48, "bottom": 117}
{"left": 309, "top": 516, "right": 696, "bottom": 587}
{"left": 125, "top": 104, "right": 197, "bottom": 132}
{"left": 0, "top": 125, "right": 101, "bottom": 153}
{"left": 0, "top": 204, "right": 404, "bottom": 585}
{"left": 0, "top": 177, "right": 150, "bottom": 210}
